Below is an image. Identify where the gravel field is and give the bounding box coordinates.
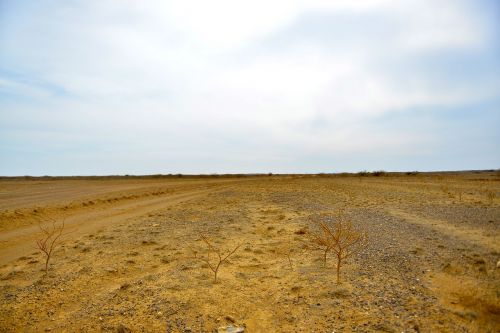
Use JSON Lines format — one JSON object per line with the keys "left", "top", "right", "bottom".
{"left": 0, "top": 173, "right": 498, "bottom": 332}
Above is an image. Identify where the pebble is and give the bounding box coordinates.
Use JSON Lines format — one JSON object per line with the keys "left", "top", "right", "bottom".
{"left": 217, "top": 325, "right": 245, "bottom": 333}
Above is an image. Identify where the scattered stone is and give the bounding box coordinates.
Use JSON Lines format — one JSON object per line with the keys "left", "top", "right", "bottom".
{"left": 217, "top": 325, "right": 245, "bottom": 333}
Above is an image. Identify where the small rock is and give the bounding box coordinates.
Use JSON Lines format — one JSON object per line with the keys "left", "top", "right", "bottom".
{"left": 496, "top": 260, "right": 500, "bottom": 268}
{"left": 217, "top": 325, "right": 244, "bottom": 333}
{"left": 225, "top": 315, "right": 236, "bottom": 323}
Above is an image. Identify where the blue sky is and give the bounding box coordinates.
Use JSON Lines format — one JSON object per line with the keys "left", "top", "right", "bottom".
{"left": 1, "top": 0, "right": 499, "bottom": 175}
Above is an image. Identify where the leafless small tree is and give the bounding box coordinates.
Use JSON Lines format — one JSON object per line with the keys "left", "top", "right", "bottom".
{"left": 310, "top": 211, "right": 367, "bottom": 284}
{"left": 36, "top": 218, "right": 65, "bottom": 275}
{"left": 197, "top": 234, "right": 241, "bottom": 283}
{"left": 276, "top": 239, "right": 295, "bottom": 270}
{"left": 327, "top": 218, "right": 367, "bottom": 284}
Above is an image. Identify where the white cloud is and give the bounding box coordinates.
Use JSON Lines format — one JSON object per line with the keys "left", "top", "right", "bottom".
{"left": 1, "top": 0, "right": 498, "bottom": 174}
{"left": 0, "top": 77, "right": 53, "bottom": 99}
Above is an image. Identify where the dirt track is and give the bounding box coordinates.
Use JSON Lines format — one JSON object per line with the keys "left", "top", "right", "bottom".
{"left": 0, "top": 178, "right": 257, "bottom": 266}
{"left": 0, "top": 187, "right": 229, "bottom": 266}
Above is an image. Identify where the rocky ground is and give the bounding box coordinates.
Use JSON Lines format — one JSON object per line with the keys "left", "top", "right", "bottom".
{"left": 0, "top": 173, "right": 498, "bottom": 332}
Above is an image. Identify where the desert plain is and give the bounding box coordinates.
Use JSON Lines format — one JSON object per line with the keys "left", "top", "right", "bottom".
{"left": 0, "top": 172, "right": 498, "bottom": 332}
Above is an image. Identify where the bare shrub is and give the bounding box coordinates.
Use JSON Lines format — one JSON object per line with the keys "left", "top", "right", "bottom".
{"left": 328, "top": 218, "right": 367, "bottom": 284}
{"left": 276, "top": 239, "right": 295, "bottom": 270}
{"left": 36, "top": 218, "right": 65, "bottom": 275}
{"left": 372, "top": 170, "right": 386, "bottom": 177}
{"left": 310, "top": 211, "right": 367, "bottom": 284}
{"left": 197, "top": 235, "right": 241, "bottom": 283}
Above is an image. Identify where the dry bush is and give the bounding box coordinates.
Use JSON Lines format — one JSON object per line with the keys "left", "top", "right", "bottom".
{"left": 327, "top": 218, "right": 367, "bottom": 284}
{"left": 310, "top": 211, "right": 367, "bottom": 284}
{"left": 276, "top": 239, "right": 296, "bottom": 270}
{"left": 36, "top": 218, "right": 65, "bottom": 275}
{"left": 372, "top": 170, "right": 386, "bottom": 177}
{"left": 196, "top": 234, "right": 241, "bottom": 283}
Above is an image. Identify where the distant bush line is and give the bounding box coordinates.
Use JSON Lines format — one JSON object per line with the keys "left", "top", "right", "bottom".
{"left": 1, "top": 169, "right": 498, "bottom": 180}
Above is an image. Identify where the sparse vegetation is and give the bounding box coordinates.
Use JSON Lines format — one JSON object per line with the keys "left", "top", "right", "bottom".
{"left": 372, "top": 170, "right": 387, "bottom": 177}
{"left": 310, "top": 211, "right": 367, "bottom": 283}
{"left": 1, "top": 172, "right": 498, "bottom": 332}
{"left": 277, "top": 239, "right": 295, "bottom": 270}
{"left": 196, "top": 234, "right": 241, "bottom": 283}
{"left": 327, "top": 216, "right": 367, "bottom": 284}
{"left": 35, "top": 217, "right": 65, "bottom": 275}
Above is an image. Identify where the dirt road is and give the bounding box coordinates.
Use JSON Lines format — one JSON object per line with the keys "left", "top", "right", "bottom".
{"left": 0, "top": 177, "right": 255, "bottom": 266}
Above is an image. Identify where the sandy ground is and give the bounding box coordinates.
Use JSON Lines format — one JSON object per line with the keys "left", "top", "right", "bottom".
{"left": 0, "top": 173, "right": 498, "bottom": 332}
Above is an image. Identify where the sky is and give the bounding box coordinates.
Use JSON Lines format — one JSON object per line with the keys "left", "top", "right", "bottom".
{"left": 0, "top": 0, "right": 499, "bottom": 175}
